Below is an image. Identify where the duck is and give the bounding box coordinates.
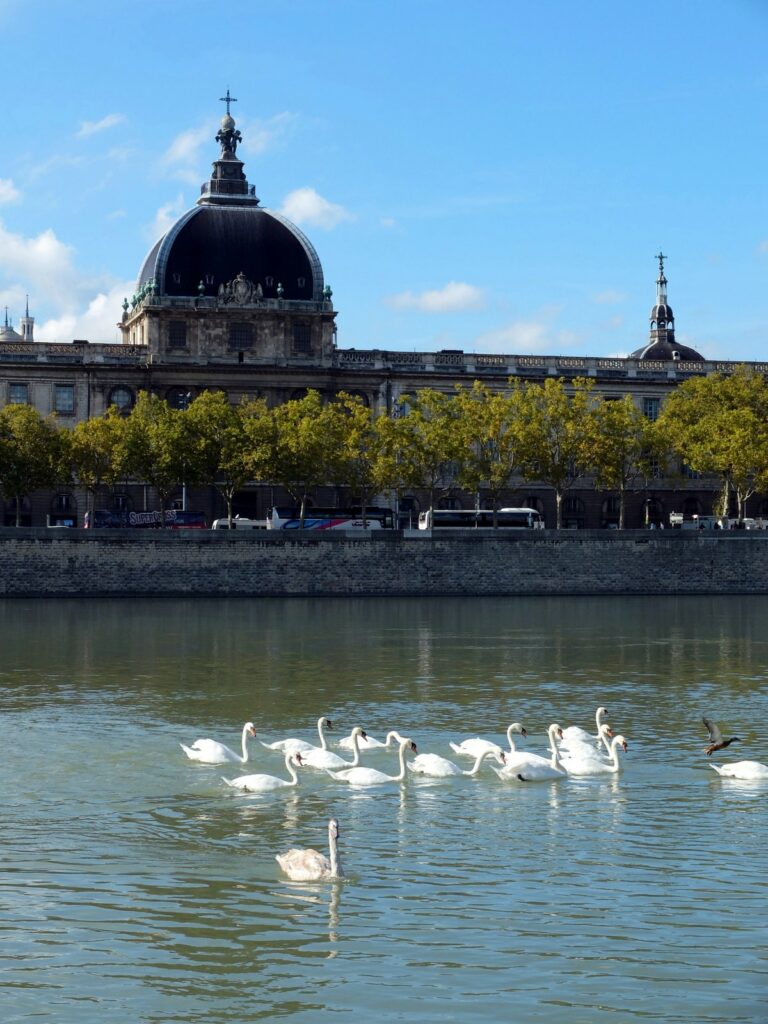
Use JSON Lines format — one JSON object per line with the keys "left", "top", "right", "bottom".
{"left": 703, "top": 717, "right": 741, "bottom": 756}
{"left": 276, "top": 818, "right": 344, "bottom": 880}
{"left": 449, "top": 722, "right": 527, "bottom": 759}
{"left": 261, "top": 716, "right": 333, "bottom": 755}
{"left": 180, "top": 721, "right": 257, "bottom": 764}
{"left": 709, "top": 761, "right": 768, "bottom": 780}
{"left": 408, "top": 746, "right": 506, "bottom": 778}
{"left": 222, "top": 751, "right": 304, "bottom": 792}
{"left": 554, "top": 733, "right": 628, "bottom": 775}
{"left": 327, "top": 737, "right": 417, "bottom": 787}
{"left": 300, "top": 726, "right": 368, "bottom": 770}
{"left": 492, "top": 724, "right": 568, "bottom": 781}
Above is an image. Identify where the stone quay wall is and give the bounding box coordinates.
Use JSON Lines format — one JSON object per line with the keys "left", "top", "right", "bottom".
{"left": 2, "top": 528, "right": 768, "bottom": 598}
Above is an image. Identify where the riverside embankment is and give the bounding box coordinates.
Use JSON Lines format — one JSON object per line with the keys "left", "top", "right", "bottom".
{"left": 1, "top": 528, "right": 768, "bottom": 597}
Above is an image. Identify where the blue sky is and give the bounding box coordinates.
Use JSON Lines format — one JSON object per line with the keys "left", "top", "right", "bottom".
{"left": 0, "top": 0, "right": 766, "bottom": 359}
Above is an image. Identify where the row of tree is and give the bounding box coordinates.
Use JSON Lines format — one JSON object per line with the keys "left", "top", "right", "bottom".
{"left": 2, "top": 368, "right": 767, "bottom": 528}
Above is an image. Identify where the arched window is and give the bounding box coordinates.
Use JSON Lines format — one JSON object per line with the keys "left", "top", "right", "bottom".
{"left": 108, "top": 386, "right": 134, "bottom": 413}
{"left": 4, "top": 496, "right": 31, "bottom": 527}
{"left": 166, "top": 388, "right": 194, "bottom": 410}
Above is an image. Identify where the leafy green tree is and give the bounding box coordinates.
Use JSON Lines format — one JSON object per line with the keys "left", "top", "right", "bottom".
{"left": 453, "top": 381, "right": 525, "bottom": 526}
{"left": 381, "top": 389, "right": 466, "bottom": 516}
{"left": 329, "top": 392, "right": 392, "bottom": 524}
{"left": 515, "top": 377, "right": 599, "bottom": 529}
{"left": 658, "top": 366, "right": 768, "bottom": 519}
{"left": 124, "top": 392, "right": 190, "bottom": 526}
{"left": 68, "top": 407, "right": 131, "bottom": 519}
{"left": 185, "top": 391, "right": 275, "bottom": 526}
{"left": 591, "top": 396, "right": 660, "bottom": 529}
{"left": 270, "top": 390, "right": 346, "bottom": 525}
{"left": 0, "top": 405, "right": 62, "bottom": 525}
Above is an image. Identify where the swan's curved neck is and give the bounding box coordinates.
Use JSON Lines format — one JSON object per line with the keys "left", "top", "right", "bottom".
{"left": 391, "top": 740, "right": 409, "bottom": 781}
{"left": 317, "top": 718, "right": 328, "bottom": 750}
{"left": 465, "top": 748, "right": 494, "bottom": 776}
{"left": 385, "top": 730, "right": 405, "bottom": 747}
{"left": 329, "top": 829, "right": 342, "bottom": 877}
{"left": 506, "top": 725, "right": 518, "bottom": 753}
{"left": 547, "top": 726, "right": 563, "bottom": 768}
{"left": 595, "top": 707, "right": 607, "bottom": 730}
{"left": 608, "top": 738, "right": 622, "bottom": 769}
{"left": 285, "top": 753, "right": 300, "bottom": 785}
{"left": 240, "top": 724, "right": 252, "bottom": 763}
{"left": 348, "top": 729, "right": 363, "bottom": 766}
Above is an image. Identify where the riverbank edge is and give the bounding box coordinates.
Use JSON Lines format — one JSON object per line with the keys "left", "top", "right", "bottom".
{"left": 2, "top": 528, "right": 767, "bottom": 598}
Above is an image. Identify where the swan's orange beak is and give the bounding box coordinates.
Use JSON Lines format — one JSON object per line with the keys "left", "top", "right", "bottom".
{"left": 557, "top": 728, "right": 564, "bottom": 738}
{"left": 621, "top": 741, "right": 628, "bottom": 752}
{"left": 521, "top": 728, "right": 528, "bottom": 737}
{"left": 606, "top": 727, "right": 614, "bottom": 737}
{"left": 248, "top": 726, "right": 257, "bottom": 736}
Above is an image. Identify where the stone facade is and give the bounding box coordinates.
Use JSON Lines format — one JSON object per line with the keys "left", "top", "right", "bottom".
{"left": 2, "top": 530, "right": 768, "bottom": 597}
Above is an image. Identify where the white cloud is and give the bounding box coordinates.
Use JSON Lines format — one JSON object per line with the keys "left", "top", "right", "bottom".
{"left": 145, "top": 194, "right": 185, "bottom": 242}
{"left": 474, "top": 320, "right": 581, "bottom": 354}
{"left": 36, "top": 280, "right": 133, "bottom": 344}
{"left": 0, "top": 219, "right": 131, "bottom": 343}
{"left": 161, "top": 124, "right": 210, "bottom": 185}
{"left": 593, "top": 289, "right": 627, "bottom": 305}
{"left": 241, "top": 111, "right": 296, "bottom": 155}
{"left": 278, "top": 187, "right": 353, "bottom": 229}
{"left": 388, "top": 281, "right": 485, "bottom": 313}
{"left": 0, "top": 178, "right": 20, "bottom": 204}
{"left": 76, "top": 113, "right": 126, "bottom": 138}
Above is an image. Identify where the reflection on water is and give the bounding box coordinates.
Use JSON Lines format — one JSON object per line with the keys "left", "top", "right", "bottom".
{"left": 1, "top": 596, "right": 767, "bottom": 1023}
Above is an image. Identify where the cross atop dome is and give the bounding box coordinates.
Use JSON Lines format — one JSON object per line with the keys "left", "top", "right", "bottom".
{"left": 219, "top": 88, "right": 237, "bottom": 116}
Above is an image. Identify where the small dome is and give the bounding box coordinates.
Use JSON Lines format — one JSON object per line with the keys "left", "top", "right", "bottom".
{"left": 0, "top": 323, "right": 24, "bottom": 343}
{"left": 631, "top": 338, "right": 704, "bottom": 361}
{"left": 220, "top": 113, "right": 235, "bottom": 131}
{"left": 650, "top": 302, "right": 674, "bottom": 321}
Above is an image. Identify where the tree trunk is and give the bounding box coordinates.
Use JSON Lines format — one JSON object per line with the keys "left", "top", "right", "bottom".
{"left": 555, "top": 490, "right": 563, "bottom": 530}
{"left": 619, "top": 487, "right": 625, "bottom": 530}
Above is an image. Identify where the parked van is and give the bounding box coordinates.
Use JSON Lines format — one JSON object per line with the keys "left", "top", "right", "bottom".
{"left": 211, "top": 516, "right": 266, "bottom": 530}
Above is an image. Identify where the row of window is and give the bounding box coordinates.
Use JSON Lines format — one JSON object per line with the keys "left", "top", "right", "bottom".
{"left": 7, "top": 383, "right": 75, "bottom": 414}
{"left": 165, "top": 321, "right": 314, "bottom": 355}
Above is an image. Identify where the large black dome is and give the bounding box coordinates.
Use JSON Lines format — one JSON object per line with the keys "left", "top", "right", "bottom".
{"left": 137, "top": 105, "right": 324, "bottom": 302}
{"left": 137, "top": 203, "right": 324, "bottom": 302}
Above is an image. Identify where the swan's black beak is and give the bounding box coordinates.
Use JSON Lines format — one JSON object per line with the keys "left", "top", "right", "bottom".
{"left": 326, "top": 719, "right": 333, "bottom": 730}
{"left": 521, "top": 728, "right": 528, "bottom": 737}
{"left": 361, "top": 730, "right": 368, "bottom": 740}
{"left": 621, "top": 741, "right": 628, "bottom": 752}
{"left": 410, "top": 742, "right": 418, "bottom": 753}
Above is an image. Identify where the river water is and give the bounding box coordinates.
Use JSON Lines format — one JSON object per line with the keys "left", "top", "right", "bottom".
{"left": 1, "top": 596, "right": 766, "bottom": 1023}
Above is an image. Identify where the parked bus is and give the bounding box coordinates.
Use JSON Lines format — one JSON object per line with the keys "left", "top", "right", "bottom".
{"left": 418, "top": 507, "right": 545, "bottom": 530}
{"left": 211, "top": 516, "right": 266, "bottom": 530}
{"left": 85, "top": 509, "right": 207, "bottom": 529}
{"left": 268, "top": 506, "right": 395, "bottom": 530}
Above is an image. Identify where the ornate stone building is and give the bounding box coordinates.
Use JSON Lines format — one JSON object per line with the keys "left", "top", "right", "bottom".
{"left": 1, "top": 102, "right": 765, "bottom": 527}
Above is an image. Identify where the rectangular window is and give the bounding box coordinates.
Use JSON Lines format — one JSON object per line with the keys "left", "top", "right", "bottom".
{"left": 229, "top": 323, "right": 253, "bottom": 350}
{"left": 292, "top": 323, "right": 312, "bottom": 355}
{"left": 54, "top": 384, "right": 75, "bottom": 415}
{"left": 683, "top": 463, "right": 702, "bottom": 480}
{"left": 168, "top": 321, "right": 188, "bottom": 348}
{"left": 643, "top": 397, "right": 660, "bottom": 421}
{"left": 8, "top": 383, "right": 28, "bottom": 404}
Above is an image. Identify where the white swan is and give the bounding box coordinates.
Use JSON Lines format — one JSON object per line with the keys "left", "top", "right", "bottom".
{"left": 560, "top": 722, "right": 614, "bottom": 757}
{"left": 300, "top": 726, "right": 368, "bottom": 770}
{"left": 555, "top": 733, "right": 628, "bottom": 775}
{"left": 449, "top": 722, "right": 527, "bottom": 759}
{"left": 222, "top": 751, "right": 303, "bottom": 792}
{"left": 276, "top": 818, "right": 344, "bottom": 880}
{"left": 180, "top": 721, "right": 257, "bottom": 764}
{"left": 493, "top": 724, "right": 568, "bottom": 781}
{"left": 338, "top": 729, "right": 386, "bottom": 750}
{"left": 328, "top": 737, "right": 417, "bottom": 787}
{"left": 261, "top": 716, "right": 333, "bottom": 755}
{"left": 710, "top": 760, "right": 768, "bottom": 780}
{"left": 409, "top": 746, "right": 506, "bottom": 778}
{"left": 561, "top": 706, "right": 609, "bottom": 747}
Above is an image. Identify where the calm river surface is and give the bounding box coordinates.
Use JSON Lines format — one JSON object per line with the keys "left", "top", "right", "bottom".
{"left": 1, "top": 596, "right": 766, "bottom": 1023}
